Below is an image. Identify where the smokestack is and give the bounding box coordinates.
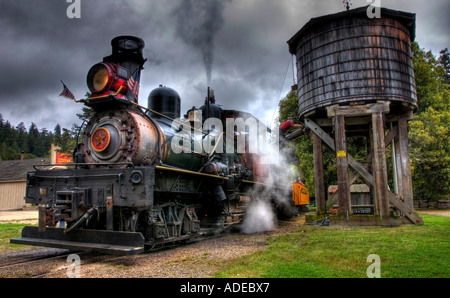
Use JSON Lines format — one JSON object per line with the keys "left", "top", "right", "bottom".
{"left": 103, "top": 36, "right": 146, "bottom": 103}
{"left": 20, "top": 151, "right": 24, "bottom": 163}
{"left": 208, "top": 88, "right": 215, "bottom": 102}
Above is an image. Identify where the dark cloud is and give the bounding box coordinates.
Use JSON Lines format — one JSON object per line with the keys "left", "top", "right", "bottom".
{"left": 0, "top": 0, "right": 448, "bottom": 132}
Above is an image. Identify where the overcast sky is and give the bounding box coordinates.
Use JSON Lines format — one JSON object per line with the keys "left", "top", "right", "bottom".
{"left": 0, "top": 0, "right": 448, "bottom": 133}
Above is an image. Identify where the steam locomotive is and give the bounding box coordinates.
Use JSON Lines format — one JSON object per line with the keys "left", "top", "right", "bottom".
{"left": 11, "top": 36, "right": 292, "bottom": 255}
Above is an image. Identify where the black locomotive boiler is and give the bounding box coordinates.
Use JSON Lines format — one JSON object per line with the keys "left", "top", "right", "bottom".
{"left": 11, "top": 36, "right": 291, "bottom": 254}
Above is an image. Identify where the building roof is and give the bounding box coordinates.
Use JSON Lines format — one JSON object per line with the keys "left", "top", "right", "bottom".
{"left": 287, "top": 5, "right": 416, "bottom": 54}
{"left": 0, "top": 158, "right": 50, "bottom": 182}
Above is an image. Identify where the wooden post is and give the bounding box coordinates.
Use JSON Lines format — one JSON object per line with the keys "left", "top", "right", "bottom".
{"left": 312, "top": 132, "right": 326, "bottom": 214}
{"left": 371, "top": 112, "right": 390, "bottom": 218}
{"left": 38, "top": 205, "right": 47, "bottom": 232}
{"left": 394, "top": 126, "right": 404, "bottom": 198}
{"left": 397, "top": 118, "right": 414, "bottom": 211}
{"left": 334, "top": 115, "right": 351, "bottom": 215}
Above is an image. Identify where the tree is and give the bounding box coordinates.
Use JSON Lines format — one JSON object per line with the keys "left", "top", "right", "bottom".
{"left": 0, "top": 116, "right": 70, "bottom": 160}
{"left": 412, "top": 42, "right": 448, "bottom": 112}
{"left": 409, "top": 43, "right": 450, "bottom": 200}
{"left": 53, "top": 124, "right": 62, "bottom": 145}
{"left": 0, "top": 118, "right": 20, "bottom": 160}
{"left": 410, "top": 107, "right": 450, "bottom": 200}
{"left": 15, "top": 122, "right": 29, "bottom": 154}
{"left": 438, "top": 48, "right": 450, "bottom": 84}
{"left": 27, "top": 123, "right": 40, "bottom": 156}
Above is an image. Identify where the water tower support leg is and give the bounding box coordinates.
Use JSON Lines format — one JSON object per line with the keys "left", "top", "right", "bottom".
{"left": 397, "top": 118, "right": 414, "bottom": 211}
{"left": 371, "top": 112, "right": 390, "bottom": 218}
{"left": 312, "top": 133, "right": 326, "bottom": 214}
{"left": 334, "top": 115, "right": 352, "bottom": 216}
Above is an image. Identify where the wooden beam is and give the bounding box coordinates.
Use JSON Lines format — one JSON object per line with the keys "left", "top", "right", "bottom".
{"left": 371, "top": 112, "right": 390, "bottom": 218}
{"left": 387, "top": 191, "right": 423, "bottom": 225}
{"left": 305, "top": 118, "right": 374, "bottom": 186}
{"left": 327, "top": 101, "right": 390, "bottom": 118}
{"left": 397, "top": 118, "right": 414, "bottom": 210}
{"left": 285, "top": 128, "right": 306, "bottom": 140}
{"left": 326, "top": 172, "right": 361, "bottom": 210}
{"left": 394, "top": 132, "right": 404, "bottom": 197}
{"left": 304, "top": 118, "right": 335, "bottom": 149}
{"left": 305, "top": 117, "right": 423, "bottom": 224}
{"left": 312, "top": 133, "right": 326, "bottom": 214}
{"left": 384, "top": 124, "right": 398, "bottom": 148}
{"left": 334, "top": 115, "right": 352, "bottom": 215}
{"left": 314, "top": 117, "right": 371, "bottom": 127}
{"left": 385, "top": 110, "right": 414, "bottom": 123}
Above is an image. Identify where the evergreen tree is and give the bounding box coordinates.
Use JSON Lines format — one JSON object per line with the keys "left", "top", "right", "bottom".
{"left": 27, "top": 123, "right": 40, "bottom": 156}
{"left": 16, "top": 122, "right": 29, "bottom": 154}
{"left": 438, "top": 48, "right": 450, "bottom": 84}
{"left": 0, "top": 117, "right": 71, "bottom": 160}
{"left": 53, "top": 124, "right": 62, "bottom": 146}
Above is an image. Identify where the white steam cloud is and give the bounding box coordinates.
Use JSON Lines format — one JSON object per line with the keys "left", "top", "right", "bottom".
{"left": 240, "top": 134, "right": 298, "bottom": 234}
{"left": 241, "top": 200, "right": 276, "bottom": 234}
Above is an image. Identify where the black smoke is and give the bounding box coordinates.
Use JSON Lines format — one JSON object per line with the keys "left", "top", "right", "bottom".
{"left": 172, "top": 0, "right": 231, "bottom": 86}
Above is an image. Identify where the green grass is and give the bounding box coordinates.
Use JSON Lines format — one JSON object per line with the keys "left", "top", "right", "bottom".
{"left": 0, "top": 223, "right": 33, "bottom": 252}
{"left": 1, "top": 215, "right": 449, "bottom": 278}
{"left": 215, "top": 215, "right": 450, "bottom": 278}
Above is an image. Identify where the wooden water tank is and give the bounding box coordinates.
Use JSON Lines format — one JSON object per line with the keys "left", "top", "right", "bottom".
{"left": 287, "top": 7, "right": 417, "bottom": 118}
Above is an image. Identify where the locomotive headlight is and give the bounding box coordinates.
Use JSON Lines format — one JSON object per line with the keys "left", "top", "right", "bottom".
{"left": 86, "top": 62, "right": 128, "bottom": 95}
{"left": 92, "top": 67, "right": 109, "bottom": 91}
{"left": 87, "top": 63, "right": 113, "bottom": 93}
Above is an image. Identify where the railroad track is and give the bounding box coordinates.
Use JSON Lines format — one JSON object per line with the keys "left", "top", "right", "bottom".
{"left": 0, "top": 248, "right": 115, "bottom": 278}
{"left": 0, "top": 231, "right": 231, "bottom": 278}
{"left": 0, "top": 218, "right": 302, "bottom": 278}
{"left": 0, "top": 248, "right": 73, "bottom": 269}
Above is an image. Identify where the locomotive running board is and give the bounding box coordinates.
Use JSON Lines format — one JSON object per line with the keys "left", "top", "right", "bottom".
{"left": 11, "top": 226, "right": 145, "bottom": 255}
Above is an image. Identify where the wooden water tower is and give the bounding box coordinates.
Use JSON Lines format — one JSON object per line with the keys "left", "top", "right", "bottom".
{"left": 287, "top": 6, "right": 423, "bottom": 225}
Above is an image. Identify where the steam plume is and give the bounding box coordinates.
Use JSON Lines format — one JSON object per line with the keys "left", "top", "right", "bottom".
{"left": 241, "top": 200, "right": 276, "bottom": 234}
{"left": 241, "top": 137, "right": 296, "bottom": 234}
{"left": 172, "top": 0, "right": 231, "bottom": 85}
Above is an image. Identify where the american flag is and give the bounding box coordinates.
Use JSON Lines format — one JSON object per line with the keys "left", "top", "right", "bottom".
{"left": 127, "top": 76, "right": 140, "bottom": 99}
{"left": 59, "top": 81, "right": 76, "bottom": 100}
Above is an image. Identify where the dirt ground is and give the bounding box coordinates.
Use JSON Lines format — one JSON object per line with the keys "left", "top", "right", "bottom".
{"left": 417, "top": 209, "right": 450, "bottom": 217}
{"left": 0, "top": 210, "right": 38, "bottom": 223}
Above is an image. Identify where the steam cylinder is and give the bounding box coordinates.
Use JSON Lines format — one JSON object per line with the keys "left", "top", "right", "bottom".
{"left": 287, "top": 7, "right": 417, "bottom": 118}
